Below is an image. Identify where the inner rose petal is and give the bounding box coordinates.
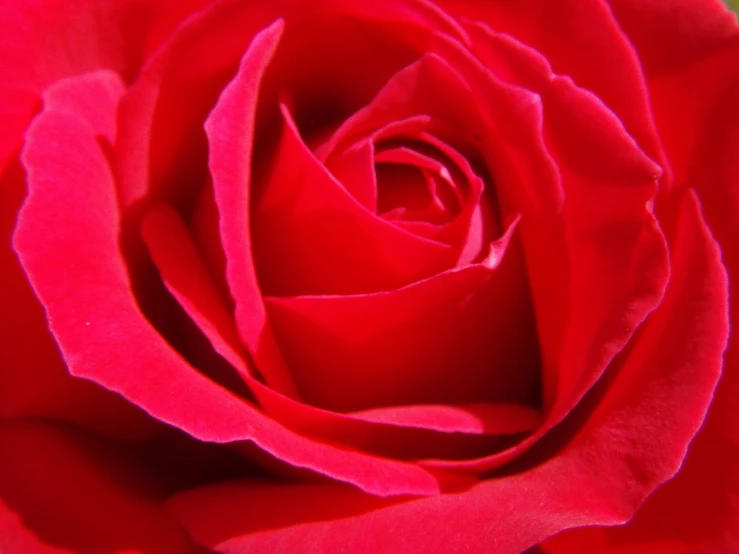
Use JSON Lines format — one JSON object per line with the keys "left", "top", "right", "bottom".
{"left": 374, "top": 146, "right": 461, "bottom": 223}
{"left": 369, "top": 133, "right": 496, "bottom": 264}
{"left": 264, "top": 219, "right": 539, "bottom": 413}
{"left": 250, "top": 103, "right": 458, "bottom": 297}
{"left": 314, "top": 52, "right": 485, "bottom": 166}
{"left": 143, "top": 203, "right": 540, "bottom": 461}
{"left": 310, "top": 52, "right": 503, "bottom": 264}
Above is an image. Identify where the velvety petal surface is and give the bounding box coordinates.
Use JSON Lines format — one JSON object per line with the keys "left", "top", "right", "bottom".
{"left": 252, "top": 102, "right": 458, "bottom": 297}
{"left": 433, "top": 0, "right": 666, "bottom": 170}
{"left": 12, "top": 68, "right": 442, "bottom": 497}
{"left": 416, "top": 28, "right": 669, "bottom": 473}
{"left": 1, "top": 71, "right": 160, "bottom": 440}
{"left": 264, "top": 218, "right": 537, "bottom": 413}
{"left": 0, "top": 0, "right": 213, "bottom": 174}
{"left": 0, "top": 498, "right": 74, "bottom": 554}
{"left": 560, "top": 2, "right": 739, "bottom": 549}
{"left": 607, "top": 0, "right": 739, "bottom": 191}
{"left": 0, "top": 420, "right": 196, "bottom": 554}
{"left": 0, "top": 0, "right": 207, "bottom": 439}
{"left": 169, "top": 189, "right": 728, "bottom": 553}
{"left": 4, "top": 0, "right": 735, "bottom": 551}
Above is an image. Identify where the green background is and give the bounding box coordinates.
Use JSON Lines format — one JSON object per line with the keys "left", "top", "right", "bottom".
{"left": 728, "top": 0, "right": 739, "bottom": 14}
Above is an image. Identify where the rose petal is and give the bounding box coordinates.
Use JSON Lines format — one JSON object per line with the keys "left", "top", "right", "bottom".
{"left": 379, "top": 131, "right": 491, "bottom": 260}
{"left": 0, "top": 1, "right": 124, "bottom": 172}
{"left": 326, "top": 121, "right": 493, "bottom": 261}
{"left": 252, "top": 102, "right": 458, "bottom": 297}
{"left": 542, "top": 527, "right": 694, "bottom": 554}
{"left": 317, "top": 52, "right": 483, "bottom": 164}
{"left": 544, "top": 189, "right": 734, "bottom": 553}
{"left": 421, "top": 26, "right": 670, "bottom": 472}
{"left": 434, "top": 0, "right": 666, "bottom": 173}
{"left": 316, "top": 0, "right": 468, "bottom": 43}
{"left": 374, "top": 146, "right": 466, "bottom": 227}
{"left": 570, "top": 2, "right": 739, "bottom": 549}
{"left": 0, "top": 498, "right": 75, "bottom": 554}
{"left": 12, "top": 69, "right": 441, "bottom": 497}
{"left": 0, "top": 420, "right": 196, "bottom": 554}
{"left": 351, "top": 403, "right": 541, "bottom": 436}
{"left": 264, "top": 217, "right": 538, "bottom": 413}
{"left": 143, "top": 203, "right": 539, "bottom": 461}
{"left": 326, "top": 139, "right": 379, "bottom": 212}
{"left": 167, "top": 482, "right": 405, "bottom": 552}
{"left": 607, "top": 0, "right": 739, "bottom": 190}
{"left": 203, "top": 18, "right": 302, "bottom": 399}
{"left": 0, "top": 1, "right": 188, "bottom": 442}
{"left": 141, "top": 203, "right": 255, "bottom": 388}
{"left": 116, "top": 0, "right": 275, "bottom": 206}
{"left": 416, "top": 32, "right": 569, "bottom": 418}
{"left": 467, "top": 24, "right": 666, "bottom": 403}
{"left": 167, "top": 188, "right": 728, "bottom": 554}
{"left": 0, "top": 0, "right": 216, "bottom": 175}
{"left": 115, "top": 0, "right": 446, "bottom": 211}
{"left": 0, "top": 71, "right": 160, "bottom": 441}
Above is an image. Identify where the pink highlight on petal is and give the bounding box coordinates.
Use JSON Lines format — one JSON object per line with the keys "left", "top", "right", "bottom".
{"left": 13, "top": 64, "right": 441, "bottom": 498}
{"left": 351, "top": 403, "right": 541, "bottom": 436}
{"left": 204, "top": 18, "right": 299, "bottom": 398}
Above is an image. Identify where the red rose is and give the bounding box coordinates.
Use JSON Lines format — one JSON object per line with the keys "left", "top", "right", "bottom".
{"left": 1, "top": 1, "right": 737, "bottom": 552}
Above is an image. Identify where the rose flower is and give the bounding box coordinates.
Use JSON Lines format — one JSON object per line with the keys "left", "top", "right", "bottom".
{"left": 1, "top": 1, "right": 737, "bottom": 552}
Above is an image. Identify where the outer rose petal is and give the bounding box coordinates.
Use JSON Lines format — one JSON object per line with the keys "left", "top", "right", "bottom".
{"left": 0, "top": 499, "right": 74, "bottom": 554}
{"left": 170, "top": 190, "right": 728, "bottom": 554}
{"left": 541, "top": 526, "right": 695, "bottom": 554}
{"left": 606, "top": 0, "right": 739, "bottom": 188}
{"left": 0, "top": 72, "right": 160, "bottom": 440}
{"left": 0, "top": 0, "right": 221, "bottom": 441}
{"left": 0, "top": 0, "right": 212, "bottom": 174}
{"left": 550, "top": 1, "right": 739, "bottom": 550}
{"left": 432, "top": 0, "right": 666, "bottom": 171}
{"left": 0, "top": 420, "right": 196, "bottom": 554}
{"left": 13, "top": 65, "right": 441, "bottom": 499}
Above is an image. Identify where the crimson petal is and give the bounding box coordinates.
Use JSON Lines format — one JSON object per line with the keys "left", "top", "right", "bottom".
{"left": 204, "top": 18, "right": 299, "bottom": 398}
{"left": 434, "top": 0, "right": 667, "bottom": 173}
{"left": 143, "top": 203, "right": 538, "bottom": 458}
{"left": 0, "top": 498, "right": 74, "bottom": 554}
{"left": 0, "top": 421, "right": 196, "bottom": 554}
{"left": 423, "top": 24, "right": 669, "bottom": 472}
{"left": 167, "top": 188, "right": 729, "bottom": 554}
{"left": 12, "top": 67, "right": 441, "bottom": 498}
{"left": 264, "top": 218, "right": 537, "bottom": 413}
{"left": 252, "top": 102, "right": 457, "bottom": 297}
{"left": 1, "top": 72, "right": 159, "bottom": 441}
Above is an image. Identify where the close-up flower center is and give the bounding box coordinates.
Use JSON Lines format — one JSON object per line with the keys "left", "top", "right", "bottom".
{"left": 375, "top": 143, "right": 463, "bottom": 226}
{"left": 232, "top": 18, "right": 544, "bottom": 424}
